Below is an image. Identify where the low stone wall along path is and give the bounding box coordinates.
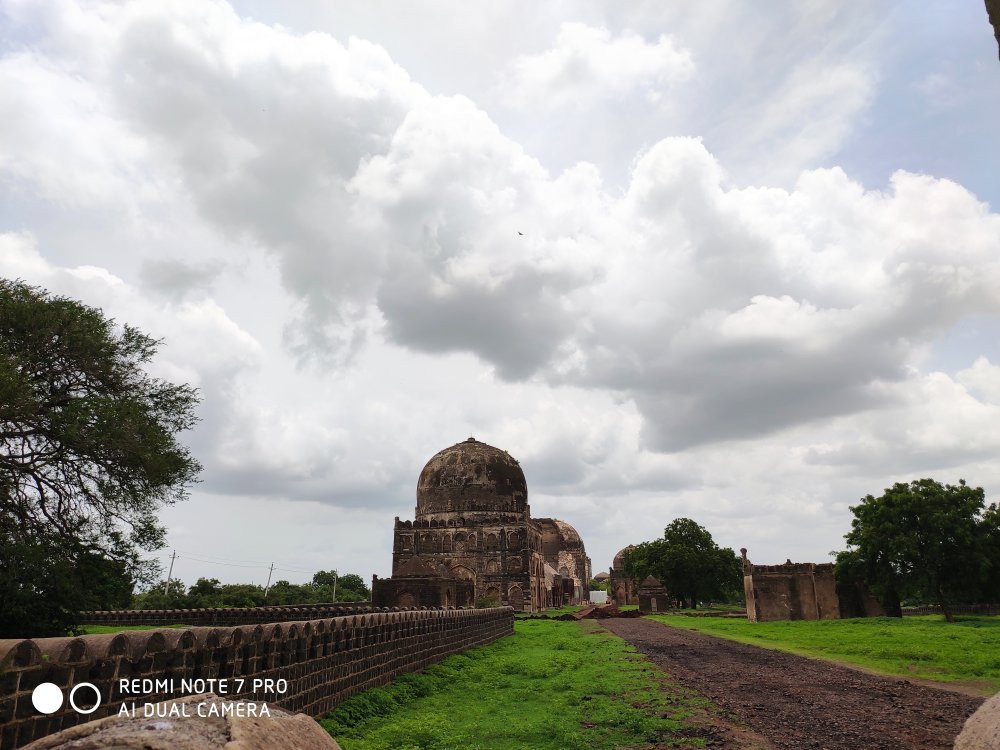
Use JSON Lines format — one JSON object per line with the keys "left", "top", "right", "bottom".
{"left": 601, "top": 617, "right": 984, "bottom": 750}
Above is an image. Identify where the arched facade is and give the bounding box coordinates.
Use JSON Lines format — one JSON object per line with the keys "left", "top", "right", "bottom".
{"left": 372, "top": 438, "right": 590, "bottom": 612}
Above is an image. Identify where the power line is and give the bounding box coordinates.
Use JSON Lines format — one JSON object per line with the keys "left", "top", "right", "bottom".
{"left": 172, "top": 549, "right": 322, "bottom": 574}
{"left": 153, "top": 551, "right": 332, "bottom": 578}
{"left": 176, "top": 554, "right": 269, "bottom": 570}
{"left": 174, "top": 549, "right": 275, "bottom": 565}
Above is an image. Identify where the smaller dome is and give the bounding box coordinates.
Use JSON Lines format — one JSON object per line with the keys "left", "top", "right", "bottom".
{"left": 551, "top": 519, "right": 582, "bottom": 547}
{"left": 612, "top": 545, "right": 635, "bottom": 571}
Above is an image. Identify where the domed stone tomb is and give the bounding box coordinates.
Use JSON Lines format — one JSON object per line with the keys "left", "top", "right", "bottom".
{"left": 415, "top": 438, "right": 528, "bottom": 520}
{"left": 372, "top": 438, "right": 591, "bottom": 612}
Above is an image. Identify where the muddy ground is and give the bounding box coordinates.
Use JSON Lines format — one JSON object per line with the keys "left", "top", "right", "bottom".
{"left": 601, "top": 618, "right": 984, "bottom": 750}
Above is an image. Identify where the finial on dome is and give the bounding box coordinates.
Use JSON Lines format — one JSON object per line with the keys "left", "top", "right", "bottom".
{"left": 466, "top": 436, "right": 476, "bottom": 442}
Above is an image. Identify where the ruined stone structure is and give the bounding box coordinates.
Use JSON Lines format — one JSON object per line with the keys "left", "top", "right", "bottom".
{"left": 0, "top": 607, "right": 512, "bottom": 748}
{"left": 742, "top": 549, "right": 840, "bottom": 622}
{"left": 608, "top": 546, "right": 637, "bottom": 606}
{"left": 372, "top": 438, "right": 589, "bottom": 612}
{"left": 368, "top": 557, "right": 474, "bottom": 610}
{"left": 536, "top": 518, "right": 592, "bottom": 606}
{"left": 638, "top": 575, "right": 670, "bottom": 614}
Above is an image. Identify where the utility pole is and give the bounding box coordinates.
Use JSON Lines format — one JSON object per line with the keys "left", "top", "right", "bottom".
{"left": 332, "top": 569, "right": 338, "bottom": 602}
{"left": 263, "top": 563, "right": 275, "bottom": 600}
{"left": 166, "top": 550, "right": 176, "bottom": 585}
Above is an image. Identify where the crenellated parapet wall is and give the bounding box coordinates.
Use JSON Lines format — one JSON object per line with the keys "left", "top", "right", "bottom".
{"left": 0, "top": 606, "right": 513, "bottom": 749}
{"left": 77, "top": 602, "right": 375, "bottom": 628}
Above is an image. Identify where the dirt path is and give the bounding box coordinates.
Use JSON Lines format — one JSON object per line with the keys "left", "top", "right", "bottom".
{"left": 601, "top": 618, "right": 984, "bottom": 750}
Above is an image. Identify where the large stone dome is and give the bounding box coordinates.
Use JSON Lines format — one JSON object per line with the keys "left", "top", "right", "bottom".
{"left": 415, "top": 437, "right": 528, "bottom": 520}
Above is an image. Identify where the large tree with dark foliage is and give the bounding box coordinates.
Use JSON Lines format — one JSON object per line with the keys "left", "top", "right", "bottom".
{"left": 844, "top": 478, "right": 996, "bottom": 622}
{"left": 624, "top": 518, "right": 742, "bottom": 608}
{"left": 0, "top": 279, "right": 200, "bottom": 636}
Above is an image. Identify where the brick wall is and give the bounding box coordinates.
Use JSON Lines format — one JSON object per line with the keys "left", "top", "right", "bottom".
{"left": 77, "top": 602, "right": 376, "bottom": 628}
{"left": 744, "top": 562, "right": 840, "bottom": 622}
{"left": 0, "top": 607, "right": 513, "bottom": 749}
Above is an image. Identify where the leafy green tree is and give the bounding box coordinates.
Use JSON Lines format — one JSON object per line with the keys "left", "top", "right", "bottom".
{"left": 845, "top": 479, "right": 992, "bottom": 621}
{"left": 266, "top": 580, "right": 310, "bottom": 605}
{"left": 336, "top": 573, "right": 370, "bottom": 599}
{"left": 310, "top": 570, "right": 370, "bottom": 602}
{"left": 1, "top": 515, "right": 133, "bottom": 635}
{"left": 624, "top": 518, "right": 742, "bottom": 609}
{"left": 311, "top": 570, "right": 339, "bottom": 588}
{"left": 588, "top": 578, "right": 609, "bottom": 591}
{"left": 186, "top": 577, "right": 223, "bottom": 608}
{"left": 132, "top": 578, "right": 188, "bottom": 610}
{"left": 0, "top": 279, "right": 200, "bottom": 635}
{"left": 982, "top": 502, "right": 1000, "bottom": 602}
{"left": 218, "top": 583, "right": 266, "bottom": 607}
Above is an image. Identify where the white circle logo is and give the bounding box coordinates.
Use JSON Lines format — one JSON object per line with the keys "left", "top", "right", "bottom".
{"left": 69, "top": 682, "right": 102, "bottom": 715}
{"left": 31, "top": 682, "right": 63, "bottom": 714}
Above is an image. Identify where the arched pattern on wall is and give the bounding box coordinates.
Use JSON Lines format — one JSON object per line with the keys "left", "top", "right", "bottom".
{"left": 396, "top": 592, "right": 416, "bottom": 608}
{"left": 508, "top": 585, "right": 523, "bottom": 610}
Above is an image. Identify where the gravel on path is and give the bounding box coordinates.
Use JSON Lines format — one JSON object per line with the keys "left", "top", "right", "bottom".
{"left": 601, "top": 617, "right": 985, "bottom": 750}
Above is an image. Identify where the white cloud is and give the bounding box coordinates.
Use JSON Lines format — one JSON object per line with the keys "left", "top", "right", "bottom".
{"left": 3, "top": 0, "right": 1000, "bottom": 583}
{"left": 501, "top": 22, "right": 693, "bottom": 109}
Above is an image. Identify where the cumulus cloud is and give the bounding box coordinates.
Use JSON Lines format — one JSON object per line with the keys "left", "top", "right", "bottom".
{"left": 500, "top": 22, "right": 693, "bottom": 108}
{"left": 4, "top": 0, "right": 1000, "bottom": 579}
{"left": 140, "top": 257, "right": 224, "bottom": 300}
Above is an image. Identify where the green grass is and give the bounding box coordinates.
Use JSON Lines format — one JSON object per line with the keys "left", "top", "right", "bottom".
{"left": 647, "top": 614, "right": 1000, "bottom": 692}
{"left": 78, "top": 624, "right": 191, "bottom": 634}
{"left": 514, "top": 604, "right": 584, "bottom": 618}
{"left": 319, "top": 619, "right": 716, "bottom": 749}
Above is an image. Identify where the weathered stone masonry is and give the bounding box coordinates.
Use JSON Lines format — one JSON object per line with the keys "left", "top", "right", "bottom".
{"left": 77, "top": 601, "right": 375, "bottom": 628}
{"left": 0, "top": 607, "right": 513, "bottom": 749}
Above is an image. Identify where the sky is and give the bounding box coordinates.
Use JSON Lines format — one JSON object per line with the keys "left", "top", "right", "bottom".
{"left": 2, "top": 0, "right": 999, "bottom": 588}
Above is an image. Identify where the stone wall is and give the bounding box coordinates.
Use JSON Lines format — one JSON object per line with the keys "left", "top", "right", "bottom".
{"left": 637, "top": 576, "right": 669, "bottom": 614}
{"left": 742, "top": 550, "right": 840, "bottom": 622}
{"left": 903, "top": 603, "right": 1000, "bottom": 616}
{"left": 0, "top": 607, "right": 513, "bottom": 749}
{"left": 77, "top": 602, "right": 375, "bottom": 628}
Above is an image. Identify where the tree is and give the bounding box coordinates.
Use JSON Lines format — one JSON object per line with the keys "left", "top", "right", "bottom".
{"left": 845, "top": 479, "right": 992, "bottom": 621}
{"left": 982, "top": 502, "right": 1000, "bottom": 602}
{"left": 624, "top": 518, "right": 742, "bottom": 609}
{"left": 0, "top": 280, "right": 201, "bottom": 635}
{"left": 311, "top": 570, "right": 370, "bottom": 602}
{"left": 186, "top": 577, "right": 223, "bottom": 608}
{"left": 336, "top": 573, "right": 370, "bottom": 599}
{"left": 1, "top": 514, "right": 133, "bottom": 635}
{"left": 131, "top": 578, "right": 188, "bottom": 610}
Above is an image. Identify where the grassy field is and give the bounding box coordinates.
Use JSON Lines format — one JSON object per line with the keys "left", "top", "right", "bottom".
{"left": 514, "top": 604, "right": 584, "bottom": 618}
{"left": 647, "top": 614, "right": 1000, "bottom": 692}
{"left": 320, "top": 619, "right": 718, "bottom": 750}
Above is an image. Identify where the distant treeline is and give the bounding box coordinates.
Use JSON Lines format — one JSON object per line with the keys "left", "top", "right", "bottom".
{"left": 130, "top": 570, "right": 370, "bottom": 609}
